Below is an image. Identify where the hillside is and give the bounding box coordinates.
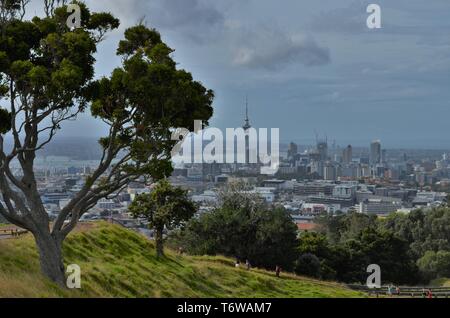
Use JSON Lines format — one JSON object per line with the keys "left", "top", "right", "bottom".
{"left": 431, "top": 278, "right": 450, "bottom": 287}
{"left": 0, "top": 222, "right": 363, "bottom": 298}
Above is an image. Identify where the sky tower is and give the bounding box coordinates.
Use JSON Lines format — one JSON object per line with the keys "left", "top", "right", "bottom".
{"left": 243, "top": 96, "right": 251, "bottom": 164}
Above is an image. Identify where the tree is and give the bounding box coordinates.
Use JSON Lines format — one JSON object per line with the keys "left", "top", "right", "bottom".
{"left": 171, "top": 185, "right": 299, "bottom": 270}
{"left": 298, "top": 231, "right": 332, "bottom": 257}
{"left": 343, "top": 228, "right": 419, "bottom": 284}
{"left": 294, "top": 253, "right": 321, "bottom": 278}
{"left": 316, "top": 211, "right": 377, "bottom": 244}
{"left": 381, "top": 208, "right": 450, "bottom": 259}
{"left": 300, "top": 224, "right": 420, "bottom": 284}
{"left": 0, "top": 1, "right": 213, "bottom": 285}
{"left": 417, "top": 250, "right": 450, "bottom": 281}
{"left": 129, "top": 180, "right": 197, "bottom": 258}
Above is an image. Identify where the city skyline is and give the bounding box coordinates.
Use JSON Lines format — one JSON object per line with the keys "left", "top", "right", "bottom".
{"left": 9, "top": 0, "right": 450, "bottom": 149}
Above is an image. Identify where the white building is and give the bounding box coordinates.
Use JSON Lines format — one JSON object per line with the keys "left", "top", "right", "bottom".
{"left": 333, "top": 184, "right": 356, "bottom": 199}
{"left": 359, "top": 198, "right": 401, "bottom": 215}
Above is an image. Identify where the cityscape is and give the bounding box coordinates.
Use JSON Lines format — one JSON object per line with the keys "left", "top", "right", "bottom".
{"left": 0, "top": 0, "right": 449, "bottom": 307}
{"left": 11, "top": 106, "right": 450, "bottom": 233}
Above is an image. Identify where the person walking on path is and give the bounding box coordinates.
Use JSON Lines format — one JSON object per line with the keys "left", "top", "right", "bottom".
{"left": 275, "top": 265, "right": 281, "bottom": 278}
{"left": 387, "top": 285, "right": 393, "bottom": 297}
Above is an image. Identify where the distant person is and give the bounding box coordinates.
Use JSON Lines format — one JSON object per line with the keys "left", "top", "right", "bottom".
{"left": 427, "top": 289, "right": 433, "bottom": 299}
{"left": 396, "top": 286, "right": 401, "bottom": 297}
{"left": 422, "top": 288, "right": 427, "bottom": 298}
{"left": 245, "top": 260, "right": 251, "bottom": 270}
{"left": 387, "top": 285, "right": 392, "bottom": 297}
{"left": 275, "top": 265, "right": 281, "bottom": 278}
{"left": 235, "top": 260, "right": 240, "bottom": 268}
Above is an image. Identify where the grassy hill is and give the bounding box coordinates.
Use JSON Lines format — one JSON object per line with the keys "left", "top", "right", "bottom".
{"left": 0, "top": 222, "right": 364, "bottom": 298}
{"left": 430, "top": 278, "right": 450, "bottom": 287}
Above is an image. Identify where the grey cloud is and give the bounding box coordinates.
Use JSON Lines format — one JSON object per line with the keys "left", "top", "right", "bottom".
{"left": 146, "top": 0, "right": 224, "bottom": 30}
{"left": 308, "top": 0, "right": 450, "bottom": 41}
{"left": 308, "top": 0, "right": 368, "bottom": 34}
{"left": 231, "top": 27, "right": 330, "bottom": 70}
{"left": 97, "top": 0, "right": 224, "bottom": 43}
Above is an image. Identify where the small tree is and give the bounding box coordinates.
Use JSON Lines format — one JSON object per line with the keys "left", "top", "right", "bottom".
{"left": 129, "top": 180, "right": 196, "bottom": 258}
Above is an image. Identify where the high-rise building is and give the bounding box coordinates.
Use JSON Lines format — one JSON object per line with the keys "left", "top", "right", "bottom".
{"left": 370, "top": 140, "right": 381, "bottom": 166}
{"left": 342, "top": 145, "right": 352, "bottom": 165}
{"left": 381, "top": 149, "right": 387, "bottom": 164}
{"left": 323, "top": 162, "right": 336, "bottom": 181}
{"left": 288, "top": 142, "right": 298, "bottom": 159}
{"left": 317, "top": 140, "right": 328, "bottom": 162}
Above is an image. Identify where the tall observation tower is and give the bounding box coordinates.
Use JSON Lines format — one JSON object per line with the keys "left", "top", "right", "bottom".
{"left": 243, "top": 97, "right": 251, "bottom": 131}
{"left": 243, "top": 97, "right": 251, "bottom": 164}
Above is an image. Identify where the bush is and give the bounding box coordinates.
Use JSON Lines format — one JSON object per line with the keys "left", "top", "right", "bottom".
{"left": 295, "top": 253, "right": 321, "bottom": 278}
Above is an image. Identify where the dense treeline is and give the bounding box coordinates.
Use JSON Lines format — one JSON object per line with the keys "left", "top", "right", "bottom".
{"left": 301, "top": 208, "right": 450, "bottom": 284}
{"left": 169, "top": 184, "right": 450, "bottom": 285}
{"left": 297, "top": 224, "right": 419, "bottom": 284}
{"left": 381, "top": 208, "right": 450, "bottom": 281}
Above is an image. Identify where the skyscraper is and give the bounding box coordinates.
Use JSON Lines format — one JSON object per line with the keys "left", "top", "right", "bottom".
{"left": 317, "top": 139, "right": 328, "bottom": 162}
{"left": 370, "top": 140, "right": 381, "bottom": 166}
{"left": 381, "top": 149, "right": 387, "bottom": 164}
{"left": 288, "top": 142, "right": 298, "bottom": 159}
{"left": 342, "top": 145, "right": 352, "bottom": 164}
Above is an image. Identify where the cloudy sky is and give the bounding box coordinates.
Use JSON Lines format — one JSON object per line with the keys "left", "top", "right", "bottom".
{"left": 25, "top": 0, "right": 450, "bottom": 148}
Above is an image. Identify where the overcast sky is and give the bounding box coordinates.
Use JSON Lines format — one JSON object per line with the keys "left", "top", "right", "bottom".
{"left": 23, "top": 0, "right": 450, "bottom": 148}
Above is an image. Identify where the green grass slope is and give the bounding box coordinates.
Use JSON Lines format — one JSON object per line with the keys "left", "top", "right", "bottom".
{"left": 0, "top": 222, "right": 364, "bottom": 298}
{"left": 430, "top": 278, "right": 450, "bottom": 287}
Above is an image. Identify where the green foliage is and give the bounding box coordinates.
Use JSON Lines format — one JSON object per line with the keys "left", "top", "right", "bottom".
{"left": 349, "top": 228, "right": 419, "bottom": 284}
{"left": 170, "top": 188, "right": 299, "bottom": 271}
{"left": 0, "top": 1, "right": 123, "bottom": 143}
{"left": 0, "top": 107, "right": 11, "bottom": 133}
{"left": 381, "top": 208, "right": 450, "bottom": 258}
{"left": 86, "top": 12, "right": 120, "bottom": 34}
{"left": 129, "top": 180, "right": 196, "bottom": 231}
{"left": 298, "top": 224, "right": 419, "bottom": 284}
{"left": 88, "top": 24, "right": 214, "bottom": 179}
{"left": 130, "top": 180, "right": 196, "bottom": 257}
{"left": 316, "top": 208, "right": 450, "bottom": 284}
{"left": 295, "top": 253, "right": 321, "bottom": 278}
{"left": 417, "top": 250, "right": 450, "bottom": 280}
{"left": 316, "top": 212, "right": 377, "bottom": 244}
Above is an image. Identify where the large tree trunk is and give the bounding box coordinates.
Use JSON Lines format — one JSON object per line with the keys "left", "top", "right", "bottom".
{"left": 34, "top": 231, "right": 66, "bottom": 287}
{"left": 155, "top": 227, "right": 164, "bottom": 258}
